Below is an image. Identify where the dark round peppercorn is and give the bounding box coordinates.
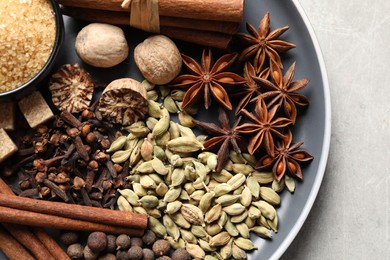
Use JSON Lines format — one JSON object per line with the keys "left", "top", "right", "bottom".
{"left": 142, "top": 248, "right": 155, "bottom": 260}
{"left": 128, "top": 246, "right": 143, "bottom": 260}
{"left": 142, "top": 230, "right": 156, "bottom": 246}
{"left": 87, "top": 232, "right": 107, "bottom": 253}
{"left": 171, "top": 248, "right": 191, "bottom": 260}
{"left": 116, "top": 250, "right": 130, "bottom": 260}
{"left": 60, "top": 231, "right": 80, "bottom": 246}
{"left": 67, "top": 243, "right": 84, "bottom": 259}
{"left": 130, "top": 237, "right": 143, "bottom": 248}
{"left": 152, "top": 239, "right": 170, "bottom": 256}
{"left": 116, "top": 234, "right": 131, "bottom": 250}
{"left": 106, "top": 235, "right": 117, "bottom": 253}
{"left": 84, "top": 245, "right": 99, "bottom": 260}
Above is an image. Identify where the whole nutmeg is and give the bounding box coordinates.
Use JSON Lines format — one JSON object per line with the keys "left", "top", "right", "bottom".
{"left": 128, "top": 246, "right": 143, "bottom": 260}
{"left": 87, "top": 231, "right": 107, "bottom": 253}
{"left": 60, "top": 231, "right": 80, "bottom": 246}
{"left": 134, "top": 35, "right": 182, "bottom": 85}
{"left": 142, "top": 229, "right": 156, "bottom": 246}
{"left": 152, "top": 239, "right": 171, "bottom": 256}
{"left": 76, "top": 23, "right": 129, "bottom": 68}
{"left": 67, "top": 243, "right": 84, "bottom": 259}
{"left": 171, "top": 248, "right": 191, "bottom": 260}
{"left": 142, "top": 248, "right": 155, "bottom": 260}
{"left": 116, "top": 234, "right": 131, "bottom": 250}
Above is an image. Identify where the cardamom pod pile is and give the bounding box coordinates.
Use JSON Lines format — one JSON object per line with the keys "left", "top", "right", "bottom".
{"left": 108, "top": 80, "right": 289, "bottom": 259}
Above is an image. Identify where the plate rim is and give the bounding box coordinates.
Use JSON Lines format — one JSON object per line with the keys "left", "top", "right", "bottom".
{"left": 269, "top": 1, "right": 332, "bottom": 259}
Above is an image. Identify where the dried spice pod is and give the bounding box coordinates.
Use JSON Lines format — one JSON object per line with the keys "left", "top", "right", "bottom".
{"left": 99, "top": 78, "right": 148, "bottom": 125}
{"left": 49, "top": 64, "right": 94, "bottom": 113}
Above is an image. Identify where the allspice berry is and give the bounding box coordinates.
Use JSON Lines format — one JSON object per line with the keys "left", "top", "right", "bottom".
{"left": 106, "top": 235, "right": 117, "bottom": 253}
{"left": 156, "top": 257, "right": 172, "bottom": 260}
{"left": 67, "top": 243, "right": 84, "bottom": 259}
{"left": 142, "top": 248, "right": 155, "bottom": 260}
{"left": 61, "top": 231, "right": 80, "bottom": 246}
{"left": 130, "top": 237, "right": 143, "bottom": 248}
{"left": 152, "top": 239, "right": 171, "bottom": 256}
{"left": 84, "top": 245, "right": 99, "bottom": 260}
{"left": 134, "top": 35, "right": 182, "bottom": 85}
{"left": 128, "top": 246, "right": 143, "bottom": 260}
{"left": 98, "top": 253, "right": 116, "bottom": 260}
{"left": 171, "top": 248, "right": 191, "bottom": 260}
{"left": 87, "top": 231, "right": 107, "bottom": 253}
{"left": 116, "top": 250, "right": 130, "bottom": 260}
{"left": 116, "top": 234, "right": 131, "bottom": 250}
{"left": 142, "top": 230, "right": 156, "bottom": 246}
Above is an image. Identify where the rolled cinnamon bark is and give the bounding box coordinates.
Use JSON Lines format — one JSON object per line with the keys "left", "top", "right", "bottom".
{"left": 61, "top": 6, "right": 240, "bottom": 35}
{"left": 58, "top": 0, "right": 244, "bottom": 22}
{"left": 0, "top": 226, "right": 34, "bottom": 260}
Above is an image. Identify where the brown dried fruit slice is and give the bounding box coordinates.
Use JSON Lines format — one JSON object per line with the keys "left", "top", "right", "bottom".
{"left": 49, "top": 64, "right": 94, "bottom": 113}
{"left": 98, "top": 78, "right": 148, "bottom": 125}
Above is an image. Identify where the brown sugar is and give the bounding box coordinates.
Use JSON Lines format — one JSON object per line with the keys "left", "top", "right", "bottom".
{"left": 0, "top": 0, "right": 56, "bottom": 93}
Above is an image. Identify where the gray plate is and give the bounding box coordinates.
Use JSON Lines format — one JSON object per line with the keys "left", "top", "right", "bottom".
{"left": 0, "top": 0, "right": 330, "bottom": 259}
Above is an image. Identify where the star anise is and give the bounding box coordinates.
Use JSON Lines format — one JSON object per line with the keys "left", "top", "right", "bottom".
{"left": 252, "top": 60, "right": 309, "bottom": 123}
{"left": 256, "top": 130, "right": 313, "bottom": 182}
{"left": 236, "top": 98, "right": 292, "bottom": 156}
{"left": 170, "top": 49, "right": 246, "bottom": 110}
{"left": 230, "top": 61, "right": 270, "bottom": 115}
{"left": 192, "top": 107, "right": 246, "bottom": 172}
{"left": 237, "top": 12, "right": 296, "bottom": 72}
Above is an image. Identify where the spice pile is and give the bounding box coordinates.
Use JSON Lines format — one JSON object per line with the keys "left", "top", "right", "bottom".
{"left": 0, "top": 0, "right": 56, "bottom": 93}
{"left": 0, "top": 10, "right": 314, "bottom": 260}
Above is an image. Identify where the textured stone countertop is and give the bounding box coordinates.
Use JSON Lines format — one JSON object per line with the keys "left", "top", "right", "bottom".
{"left": 282, "top": 1, "right": 390, "bottom": 259}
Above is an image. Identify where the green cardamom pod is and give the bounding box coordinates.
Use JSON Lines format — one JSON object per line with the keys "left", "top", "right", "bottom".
{"left": 207, "top": 154, "right": 218, "bottom": 172}
{"left": 251, "top": 171, "right": 274, "bottom": 184}
{"left": 132, "top": 183, "right": 147, "bottom": 197}
{"left": 199, "top": 191, "right": 215, "bottom": 213}
{"left": 232, "top": 164, "right": 254, "bottom": 175}
{"left": 170, "top": 89, "right": 186, "bottom": 101}
{"left": 198, "top": 239, "right": 216, "bottom": 252}
{"left": 206, "top": 223, "right": 223, "bottom": 236}
{"left": 106, "top": 135, "right": 127, "bottom": 153}
{"left": 177, "top": 124, "right": 196, "bottom": 138}
{"left": 163, "top": 215, "right": 180, "bottom": 241}
{"left": 117, "top": 195, "right": 133, "bottom": 212}
{"left": 133, "top": 206, "right": 148, "bottom": 215}
{"left": 232, "top": 243, "right": 247, "bottom": 260}
{"left": 223, "top": 203, "right": 246, "bottom": 216}
{"left": 141, "top": 80, "right": 155, "bottom": 91}
{"left": 211, "top": 169, "right": 233, "bottom": 183}
{"left": 179, "top": 190, "right": 190, "bottom": 201}
{"left": 111, "top": 149, "right": 132, "bottom": 164}
{"left": 191, "top": 225, "right": 208, "bottom": 238}
{"left": 165, "top": 201, "right": 182, "bottom": 215}
{"left": 164, "top": 96, "right": 179, "bottom": 113}
{"left": 250, "top": 226, "right": 272, "bottom": 239}
{"left": 170, "top": 168, "right": 185, "bottom": 187}
{"left": 152, "top": 108, "right": 170, "bottom": 137}
{"left": 267, "top": 212, "right": 278, "bottom": 232}
{"left": 140, "top": 138, "right": 154, "bottom": 161}
{"left": 148, "top": 216, "right": 167, "bottom": 238}
{"left": 178, "top": 111, "right": 195, "bottom": 128}
{"left": 252, "top": 200, "right": 276, "bottom": 220}
{"left": 285, "top": 175, "right": 296, "bottom": 193}
{"left": 146, "top": 117, "right": 158, "bottom": 131}
{"left": 167, "top": 137, "right": 204, "bottom": 153}
{"left": 242, "top": 153, "right": 257, "bottom": 167}
{"left": 217, "top": 211, "right": 228, "bottom": 229}
{"left": 248, "top": 205, "right": 261, "bottom": 219}
{"left": 135, "top": 160, "right": 154, "bottom": 174}
{"left": 181, "top": 204, "right": 204, "bottom": 226}
{"left": 240, "top": 186, "right": 252, "bottom": 208}
{"left": 226, "top": 173, "right": 246, "bottom": 190}
{"left": 140, "top": 175, "right": 156, "bottom": 189}
{"left": 244, "top": 216, "right": 256, "bottom": 229}
{"left": 155, "top": 182, "right": 169, "bottom": 197}
{"left": 229, "top": 151, "right": 246, "bottom": 164}
{"left": 166, "top": 237, "right": 186, "bottom": 249}
{"left": 171, "top": 212, "right": 191, "bottom": 229}
{"left": 189, "top": 190, "right": 205, "bottom": 202}
{"left": 235, "top": 223, "right": 250, "bottom": 239}
{"left": 214, "top": 194, "right": 241, "bottom": 207}
{"left": 169, "top": 121, "right": 181, "bottom": 139}
{"left": 147, "top": 90, "right": 159, "bottom": 101}
{"left": 186, "top": 243, "right": 205, "bottom": 259}
{"left": 224, "top": 217, "right": 239, "bottom": 237}
{"left": 129, "top": 139, "right": 143, "bottom": 166}
{"left": 220, "top": 238, "right": 233, "bottom": 259}
{"left": 209, "top": 232, "right": 231, "bottom": 247}
{"left": 196, "top": 134, "right": 208, "bottom": 144}
{"left": 272, "top": 178, "right": 285, "bottom": 193}
{"left": 230, "top": 210, "right": 248, "bottom": 223}
{"left": 138, "top": 195, "right": 159, "bottom": 208}
{"left": 148, "top": 100, "right": 163, "bottom": 118}
{"left": 155, "top": 131, "right": 170, "bottom": 149}
{"left": 160, "top": 85, "right": 170, "bottom": 98}
{"left": 246, "top": 175, "right": 260, "bottom": 199}
{"left": 233, "top": 237, "right": 257, "bottom": 250}
{"left": 214, "top": 183, "right": 233, "bottom": 197}
{"left": 153, "top": 145, "right": 166, "bottom": 161}
{"left": 205, "top": 203, "right": 222, "bottom": 224}
{"left": 163, "top": 187, "right": 182, "bottom": 203}
{"left": 151, "top": 157, "right": 169, "bottom": 175}
{"left": 180, "top": 229, "right": 197, "bottom": 244}
{"left": 260, "top": 187, "right": 281, "bottom": 206}
{"left": 118, "top": 189, "right": 140, "bottom": 206}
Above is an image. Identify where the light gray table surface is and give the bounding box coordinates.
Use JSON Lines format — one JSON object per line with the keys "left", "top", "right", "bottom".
{"left": 282, "top": 0, "right": 390, "bottom": 259}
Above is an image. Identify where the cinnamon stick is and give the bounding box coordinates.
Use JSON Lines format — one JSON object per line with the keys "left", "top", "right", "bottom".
{"left": 0, "top": 205, "right": 145, "bottom": 236}
{"left": 0, "top": 178, "right": 62, "bottom": 260}
{"left": 61, "top": 7, "right": 233, "bottom": 49}
{"left": 0, "top": 226, "right": 34, "bottom": 260}
{"left": 0, "top": 193, "right": 147, "bottom": 230}
{"left": 61, "top": 6, "right": 240, "bottom": 35}
{"left": 58, "top": 0, "right": 244, "bottom": 22}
